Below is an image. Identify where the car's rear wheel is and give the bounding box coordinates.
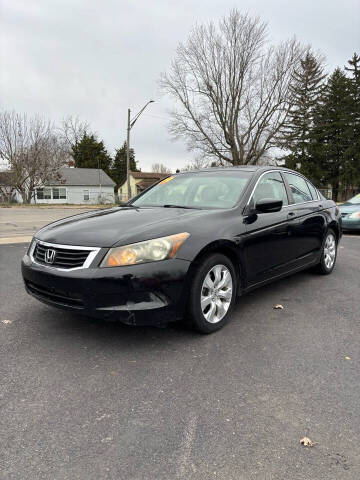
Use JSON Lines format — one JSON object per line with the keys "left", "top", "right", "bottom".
{"left": 187, "top": 253, "right": 237, "bottom": 333}
{"left": 316, "top": 229, "right": 337, "bottom": 275}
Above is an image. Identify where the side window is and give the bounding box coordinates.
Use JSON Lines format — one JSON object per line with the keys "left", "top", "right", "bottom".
{"left": 307, "top": 181, "right": 318, "bottom": 200}
{"left": 83, "top": 189, "right": 89, "bottom": 201}
{"left": 251, "top": 172, "right": 288, "bottom": 208}
{"left": 284, "top": 173, "right": 312, "bottom": 204}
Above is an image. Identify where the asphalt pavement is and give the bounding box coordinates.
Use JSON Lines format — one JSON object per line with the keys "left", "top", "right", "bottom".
{"left": 0, "top": 237, "right": 359, "bottom": 479}
{"left": 0, "top": 207, "right": 99, "bottom": 243}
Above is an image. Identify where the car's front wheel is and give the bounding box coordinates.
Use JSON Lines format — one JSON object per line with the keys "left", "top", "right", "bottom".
{"left": 316, "top": 229, "right": 338, "bottom": 275}
{"left": 187, "top": 253, "right": 237, "bottom": 333}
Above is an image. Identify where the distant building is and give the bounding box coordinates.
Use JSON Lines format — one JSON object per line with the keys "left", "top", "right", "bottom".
{"left": 33, "top": 167, "right": 116, "bottom": 204}
{"left": 118, "top": 171, "right": 170, "bottom": 201}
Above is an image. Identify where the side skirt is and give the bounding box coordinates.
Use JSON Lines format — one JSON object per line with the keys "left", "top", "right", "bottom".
{"left": 239, "top": 258, "right": 319, "bottom": 295}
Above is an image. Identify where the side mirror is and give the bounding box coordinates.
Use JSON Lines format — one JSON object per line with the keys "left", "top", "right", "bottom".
{"left": 256, "top": 198, "right": 283, "bottom": 213}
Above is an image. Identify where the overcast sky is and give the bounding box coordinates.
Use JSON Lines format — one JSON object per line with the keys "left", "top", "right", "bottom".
{"left": 1, "top": 0, "right": 359, "bottom": 172}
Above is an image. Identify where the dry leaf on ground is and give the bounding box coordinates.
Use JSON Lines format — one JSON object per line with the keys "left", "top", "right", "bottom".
{"left": 345, "top": 356, "right": 351, "bottom": 360}
{"left": 300, "top": 437, "right": 316, "bottom": 447}
{"left": 1, "top": 320, "right": 12, "bottom": 325}
{"left": 273, "top": 304, "right": 284, "bottom": 310}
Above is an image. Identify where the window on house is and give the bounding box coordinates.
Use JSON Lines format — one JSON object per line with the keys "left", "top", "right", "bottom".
{"left": 52, "top": 187, "right": 66, "bottom": 199}
{"left": 37, "top": 188, "right": 51, "bottom": 199}
{"left": 83, "top": 189, "right": 89, "bottom": 201}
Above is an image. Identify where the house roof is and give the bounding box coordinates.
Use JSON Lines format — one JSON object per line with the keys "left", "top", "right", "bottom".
{"left": 136, "top": 179, "right": 160, "bottom": 191}
{"left": 130, "top": 171, "right": 170, "bottom": 180}
{"left": 52, "top": 167, "right": 115, "bottom": 186}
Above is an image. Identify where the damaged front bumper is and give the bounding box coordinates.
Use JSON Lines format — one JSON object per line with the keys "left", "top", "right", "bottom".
{"left": 21, "top": 254, "right": 191, "bottom": 326}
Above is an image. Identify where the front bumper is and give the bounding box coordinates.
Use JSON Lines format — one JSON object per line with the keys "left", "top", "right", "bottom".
{"left": 21, "top": 254, "right": 191, "bottom": 326}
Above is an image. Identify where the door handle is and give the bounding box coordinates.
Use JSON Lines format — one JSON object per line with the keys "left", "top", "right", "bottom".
{"left": 287, "top": 211, "right": 296, "bottom": 218}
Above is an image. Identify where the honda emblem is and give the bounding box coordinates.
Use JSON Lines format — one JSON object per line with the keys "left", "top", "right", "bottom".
{"left": 45, "top": 249, "right": 56, "bottom": 264}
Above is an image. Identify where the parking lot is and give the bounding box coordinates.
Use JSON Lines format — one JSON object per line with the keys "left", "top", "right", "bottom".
{"left": 1, "top": 208, "right": 359, "bottom": 479}
{"left": 0, "top": 207, "right": 99, "bottom": 243}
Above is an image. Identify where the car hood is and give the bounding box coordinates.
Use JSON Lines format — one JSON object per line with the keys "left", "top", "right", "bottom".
{"left": 35, "top": 206, "right": 205, "bottom": 247}
{"left": 339, "top": 203, "right": 360, "bottom": 214}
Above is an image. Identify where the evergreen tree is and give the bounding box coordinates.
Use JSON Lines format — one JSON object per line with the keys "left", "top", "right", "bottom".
{"left": 310, "top": 68, "right": 354, "bottom": 200}
{"left": 110, "top": 142, "right": 138, "bottom": 188}
{"left": 345, "top": 52, "right": 360, "bottom": 81}
{"left": 345, "top": 53, "right": 360, "bottom": 188}
{"left": 281, "top": 51, "right": 326, "bottom": 175}
{"left": 72, "top": 133, "right": 112, "bottom": 175}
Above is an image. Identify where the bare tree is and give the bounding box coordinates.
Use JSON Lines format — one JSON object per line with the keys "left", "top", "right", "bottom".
{"left": 59, "top": 115, "right": 90, "bottom": 159}
{"left": 160, "top": 10, "right": 305, "bottom": 165}
{"left": 182, "top": 156, "right": 211, "bottom": 171}
{"left": 0, "top": 111, "right": 65, "bottom": 203}
{"left": 151, "top": 163, "right": 172, "bottom": 174}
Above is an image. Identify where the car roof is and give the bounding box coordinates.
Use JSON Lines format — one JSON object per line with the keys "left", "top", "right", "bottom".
{"left": 176, "top": 165, "right": 296, "bottom": 175}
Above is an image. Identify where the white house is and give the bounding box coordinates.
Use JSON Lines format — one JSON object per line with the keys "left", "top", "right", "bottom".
{"left": 34, "top": 167, "right": 116, "bottom": 204}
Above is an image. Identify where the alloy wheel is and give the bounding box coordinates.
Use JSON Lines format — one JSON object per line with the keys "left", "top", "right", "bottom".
{"left": 324, "top": 233, "right": 336, "bottom": 269}
{"left": 200, "top": 264, "right": 233, "bottom": 323}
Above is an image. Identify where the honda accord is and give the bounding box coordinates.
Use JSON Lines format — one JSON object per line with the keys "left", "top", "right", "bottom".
{"left": 22, "top": 167, "right": 341, "bottom": 333}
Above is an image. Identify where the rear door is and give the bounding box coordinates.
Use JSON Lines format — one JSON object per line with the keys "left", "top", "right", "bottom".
{"left": 243, "top": 171, "right": 297, "bottom": 285}
{"left": 282, "top": 172, "right": 326, "bottom": 265}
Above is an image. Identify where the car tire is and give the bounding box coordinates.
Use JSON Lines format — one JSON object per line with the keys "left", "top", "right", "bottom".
{"left": 186, "top": 253, "right": 237, "bottom": 334}
{"left": 316, "top": 229, "right": 338, "bottom": 275}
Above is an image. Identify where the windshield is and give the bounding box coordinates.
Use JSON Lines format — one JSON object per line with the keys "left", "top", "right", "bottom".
{"left": 345, "top": 193, "right": 360, "bottom": 205}
{"left": 132, "top": 171, "right": 252, "bottom": 209}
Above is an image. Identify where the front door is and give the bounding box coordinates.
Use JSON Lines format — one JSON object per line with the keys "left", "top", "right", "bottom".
{"left": 243, "top": 171, "right": 296, "bottom": 285}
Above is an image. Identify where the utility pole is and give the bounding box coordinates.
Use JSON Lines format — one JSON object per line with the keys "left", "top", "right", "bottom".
{"left": 98, "top": 158, "right": 102, "bottom": 202}
{"left": 126, "top": 108, "right": 131, "bottom": 200}
{"left": 126, "top": 100, "right": 154, "bottom": 201}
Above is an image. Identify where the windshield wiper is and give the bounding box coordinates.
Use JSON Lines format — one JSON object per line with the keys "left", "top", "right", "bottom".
{"left": 120, "top": 203, "right": 138, "bottom": 208}
{"left": 162, "top": 204, "right": 199, "bottom": 209}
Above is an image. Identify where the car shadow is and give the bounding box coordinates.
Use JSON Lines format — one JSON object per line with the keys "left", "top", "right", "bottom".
{"left": 30, "top": 268, "right": 318, "bottom": 350}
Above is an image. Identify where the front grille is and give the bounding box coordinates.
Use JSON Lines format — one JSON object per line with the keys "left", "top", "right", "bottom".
{"left": 25, "top": 280, "right": 84, "bottom": 309}
{"left": 33, "top": 242, "right": 91, "bottom": 269}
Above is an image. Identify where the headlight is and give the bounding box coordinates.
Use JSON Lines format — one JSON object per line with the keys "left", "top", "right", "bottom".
{"left": 100, "top": 233, "right": 190, "bottom": 267}
{"left": 349, "top": 211, "right": 360, "bottom": 219}
{"left": 27, "top": 237, "right": 36, "bottom": 255}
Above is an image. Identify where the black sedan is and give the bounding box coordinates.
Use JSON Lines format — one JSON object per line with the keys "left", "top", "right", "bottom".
{"left": 22, "top": 167, "right": 341, "bottom": 333}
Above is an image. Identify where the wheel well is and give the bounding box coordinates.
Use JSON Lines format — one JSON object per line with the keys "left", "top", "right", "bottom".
{"left": 186, "top": 242, "right": 243, "bottom": 294}
{"left": 328, "top": 221, "right": 340, "bottom": 241}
